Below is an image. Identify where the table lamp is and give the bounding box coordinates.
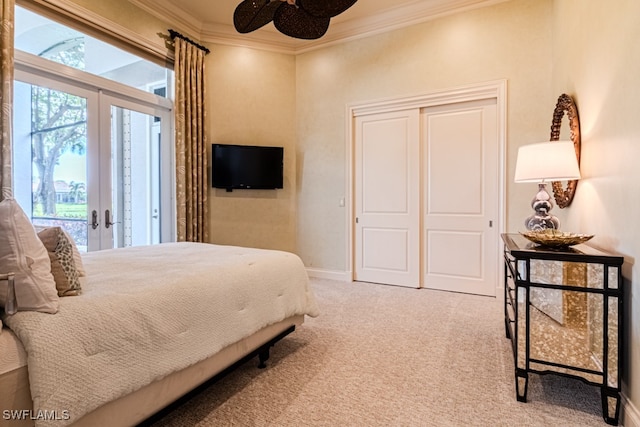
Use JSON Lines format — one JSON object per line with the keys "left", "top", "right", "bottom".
{"left": 514, "top": 141, "right": 581, "bottom": 230}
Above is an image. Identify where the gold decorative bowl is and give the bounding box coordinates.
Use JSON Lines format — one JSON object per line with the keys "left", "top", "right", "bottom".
{"left": 520, "top": 230, "right": 594, "bottom": 248}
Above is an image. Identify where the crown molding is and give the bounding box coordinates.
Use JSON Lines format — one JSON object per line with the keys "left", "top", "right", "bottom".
{"left": 199, "top": 22, "right": 300, "bottom": 54}
{"left": 129, "top": 0, "right": 508, "bottom": 55}
{"left": 294, "top": 0, "right": 509, "bottom": 54}
{"left": 128, "top": 0, "right": 204, "bottom": 40}
{"left": 129, "top": 0, "right": 302, "bottom": 53}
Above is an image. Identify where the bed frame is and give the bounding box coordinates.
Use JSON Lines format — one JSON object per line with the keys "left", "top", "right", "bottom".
{"left": 0, "top": 315, "right": 303, "bottom": 427}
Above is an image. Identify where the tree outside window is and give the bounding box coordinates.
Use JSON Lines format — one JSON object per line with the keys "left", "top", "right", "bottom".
{"left": 31, "top": 40, "right": 86, "bottom": 217}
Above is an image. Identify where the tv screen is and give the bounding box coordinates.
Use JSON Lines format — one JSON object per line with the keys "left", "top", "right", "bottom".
{"left": 212, "top": 144, "right": 284, "bottom": 191}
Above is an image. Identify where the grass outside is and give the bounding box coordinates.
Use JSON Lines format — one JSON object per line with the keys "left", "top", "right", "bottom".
{"left": 33, "top": 203, "right": 87, "bottom": 219}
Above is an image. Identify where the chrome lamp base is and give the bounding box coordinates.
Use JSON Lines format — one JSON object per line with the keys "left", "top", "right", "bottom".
{"left": 524, "top": 183, "right": 560, "bottom": 231}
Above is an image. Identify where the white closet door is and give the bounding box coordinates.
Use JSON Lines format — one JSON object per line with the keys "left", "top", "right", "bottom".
{"left": 422, "top": 99, "right": 498, "bottom": 296}
{"left": 354, "top": 109, "right": 420, "bottom": 288}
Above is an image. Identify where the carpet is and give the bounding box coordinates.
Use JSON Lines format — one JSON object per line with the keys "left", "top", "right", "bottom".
{"left": 143, "top": 278, "right": 608, "bottom": 426}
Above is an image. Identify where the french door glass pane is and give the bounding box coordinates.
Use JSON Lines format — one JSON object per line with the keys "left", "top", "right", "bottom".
{"left": 13, "top": 81, "right": 89, "bottom": 251}
{"left": 110, "top": 106, "right": 161, "bottom": 247}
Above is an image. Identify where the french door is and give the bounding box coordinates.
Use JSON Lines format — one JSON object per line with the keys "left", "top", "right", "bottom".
{"left": 101, "top": 96, "right": 172, "bottom": 251}
{"left": 13, "top": 64, "right": 172, "bottom": 251}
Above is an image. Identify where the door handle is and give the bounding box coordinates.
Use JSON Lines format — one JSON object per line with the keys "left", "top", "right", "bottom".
{"left": 91, "top": 210, "right": 99, "bottom": 229}
{"left": 105, "top": 209, "right": 119, "bottom": 228}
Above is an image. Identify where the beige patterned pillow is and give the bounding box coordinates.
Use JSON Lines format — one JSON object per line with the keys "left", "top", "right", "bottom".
{"left": 35, "top": 226, "right": 86, "bottom": 287}
{"left": 37, "top": 227, "right": 82, "bottom": 297}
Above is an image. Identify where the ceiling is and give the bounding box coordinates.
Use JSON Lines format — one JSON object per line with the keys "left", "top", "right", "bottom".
{"left": 129, "top": 0, "right": 507, "bottom": 54}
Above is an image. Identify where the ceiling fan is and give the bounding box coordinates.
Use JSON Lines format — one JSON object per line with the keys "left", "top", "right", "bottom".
{"left": 234, "top": 0, "right": 358, "bottom": 40}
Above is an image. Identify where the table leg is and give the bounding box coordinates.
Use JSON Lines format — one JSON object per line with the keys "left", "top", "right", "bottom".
{"left": 601, "top": 386, "right": 620, "bottom": 425}
{"left": 515, "top": 369, "right": 528, "bottom": 402}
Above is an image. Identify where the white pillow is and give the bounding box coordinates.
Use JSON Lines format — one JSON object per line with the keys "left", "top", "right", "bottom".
{"left": 0, "top": 198, "right": 59, "bottom": 314}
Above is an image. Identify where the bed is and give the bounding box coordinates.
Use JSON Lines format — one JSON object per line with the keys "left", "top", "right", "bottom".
{"left": 0, "top": 241, "right": 319, "bottom": 427}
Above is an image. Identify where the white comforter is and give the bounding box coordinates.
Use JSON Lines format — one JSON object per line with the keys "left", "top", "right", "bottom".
{"left": 3, "top": 242, "right": 319, "bottom": 427}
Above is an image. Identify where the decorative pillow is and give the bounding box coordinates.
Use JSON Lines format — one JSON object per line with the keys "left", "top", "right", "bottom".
{"left": 35, "top": 226, "right": 87, "bottom": 289}
{"left": 37, "top": 227, "right": 82, "bottom": 297}
{"left": 0, "top": 198, "right": 59, "bottom": 313}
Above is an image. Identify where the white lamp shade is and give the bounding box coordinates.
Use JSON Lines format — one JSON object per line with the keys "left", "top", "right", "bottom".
{"left": 514, "top": 140, "right": 581, "bottom": 183}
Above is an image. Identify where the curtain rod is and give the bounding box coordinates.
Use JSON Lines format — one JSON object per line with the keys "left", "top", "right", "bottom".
{"left": 168, "top": 29, "right": 210, "bottom": 55}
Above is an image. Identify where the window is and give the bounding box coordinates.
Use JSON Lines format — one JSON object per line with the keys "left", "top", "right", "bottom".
{"left": 13, "top": 6, "right": 174, "bottom": 251}
{"left": 15, "top": 7, "right": 170, "bottom": 95}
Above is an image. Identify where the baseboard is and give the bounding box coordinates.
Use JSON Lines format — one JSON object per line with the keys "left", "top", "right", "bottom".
{"left": 306, "top": 268, "right": 351, "bottom": 282}
{"left": 623, "top": 394, "right": 640, "bottom": 427}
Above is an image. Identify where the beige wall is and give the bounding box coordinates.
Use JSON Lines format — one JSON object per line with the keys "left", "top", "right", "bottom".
{"left": 296, "top": 0, "right": 554, "bottom": 271}
{"left": 206, "top": 45, "right": 297, "bottom": 252}
{"left": 551, "top": 0, "right": 640, "bottom": 416}
{"left": 53, "top": 0, "right": 556, "bottom": 267}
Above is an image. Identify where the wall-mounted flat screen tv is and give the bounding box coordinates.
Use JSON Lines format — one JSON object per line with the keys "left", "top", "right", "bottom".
{"left": 212, "top": 144, "right": 284, "bottom": 191}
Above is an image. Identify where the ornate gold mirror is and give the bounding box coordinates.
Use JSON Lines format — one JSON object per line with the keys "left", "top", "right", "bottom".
{"left": 550, "top": 94, "right": 581, "bottom": 208}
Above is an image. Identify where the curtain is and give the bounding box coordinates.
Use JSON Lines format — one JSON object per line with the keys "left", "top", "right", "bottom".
{"left": 173, "top": 36, "right": 209, "bottom": 243}
{"left": 0, "top": 0, "right": 14, "bottom": 201}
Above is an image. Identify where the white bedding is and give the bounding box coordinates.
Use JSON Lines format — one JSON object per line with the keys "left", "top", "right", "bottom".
{"left": 3, "top": 242, "right": 319, "bottom": 427}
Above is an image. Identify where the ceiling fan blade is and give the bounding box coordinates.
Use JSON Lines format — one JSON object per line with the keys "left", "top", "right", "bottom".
{"left": 274, "top": 3, "right": 330, "bottom": 39}
{"left": 298, "top": 0, "right": 358, "bottom": 19}
{"left": 233, "top": 0, "right": 281, "bottom": 33}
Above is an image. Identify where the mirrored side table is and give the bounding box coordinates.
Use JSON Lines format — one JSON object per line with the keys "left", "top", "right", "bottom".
{"left": 501, "top": 233, "right": 624, "bottom": 425}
